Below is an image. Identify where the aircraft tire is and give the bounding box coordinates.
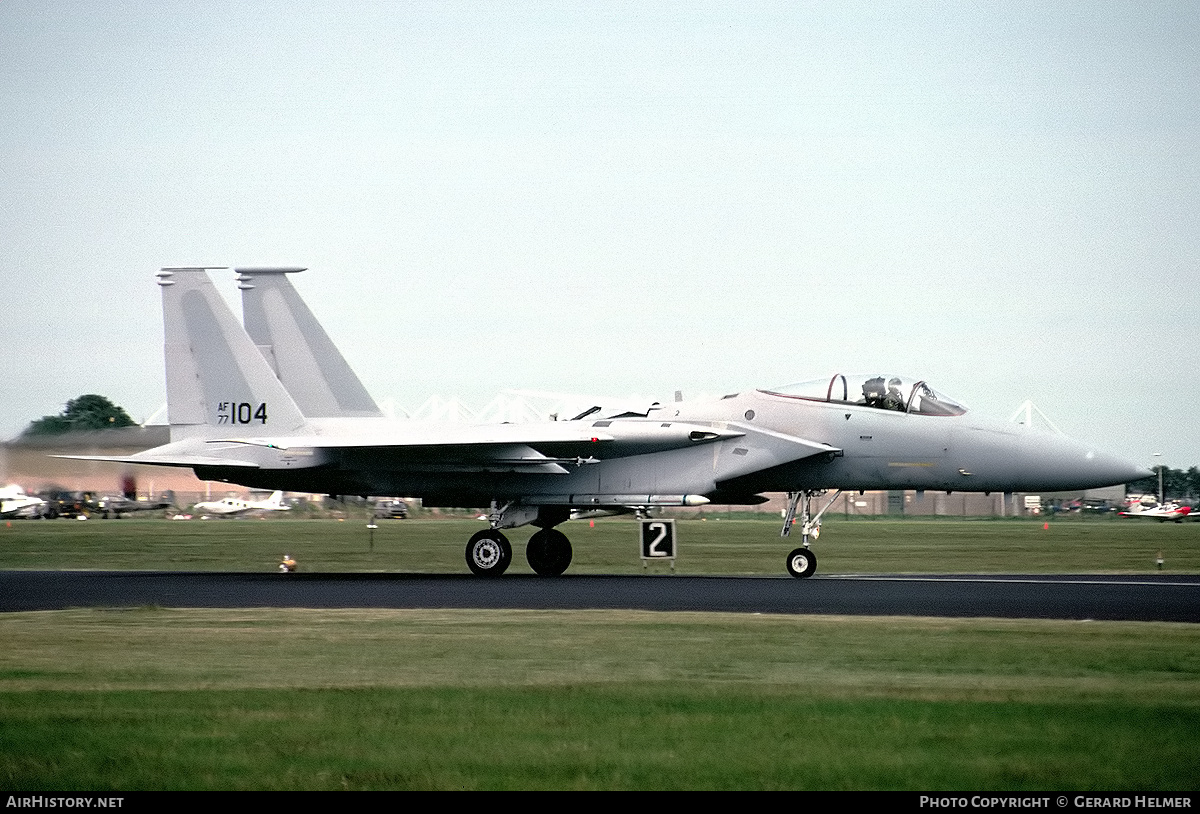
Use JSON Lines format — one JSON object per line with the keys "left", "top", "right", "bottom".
{"left": 466, "top": 529, "right": 512, "bottom": 576}
{"left": 526, "top": 528, "right": 573, "bottom": 577}
{"left": 786, "top": 547, "right": 817, "bottom": 579}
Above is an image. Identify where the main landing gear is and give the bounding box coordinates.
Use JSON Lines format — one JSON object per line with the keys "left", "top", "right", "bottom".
{"left": 525, "top": 528, "right": 573, "bottom": 576}
{"left": 781, "top": 490, "right": 842, "bottom": 579}
{"left": 465, "top": 528, "right": 513, "bottom": 576}
{"left": 464, "top": 503, "right": 574, "bottom": 577}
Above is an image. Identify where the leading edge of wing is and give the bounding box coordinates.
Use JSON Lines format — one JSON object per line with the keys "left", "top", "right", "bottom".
{"left": 53, "top": 452, "right": 261, "bottom": 469}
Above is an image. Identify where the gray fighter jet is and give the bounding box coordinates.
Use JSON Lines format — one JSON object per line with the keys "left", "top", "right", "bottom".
{"left": 67, "top": 267, "right": 1149, "bottom": 578}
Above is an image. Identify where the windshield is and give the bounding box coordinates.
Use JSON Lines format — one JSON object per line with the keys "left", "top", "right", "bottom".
{"left": 762, "top": 374, "right": 967, "bottom": 416}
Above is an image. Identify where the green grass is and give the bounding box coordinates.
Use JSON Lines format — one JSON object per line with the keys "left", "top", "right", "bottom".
{"left": 0, "top": 609, "right": 1198, "bottom": 790}
{"left": 1, "top": 518, "right": 1198, "bottom": 789}
{"left": 1, "top": 515, "right": 1197, "bottom": 574}
{"left": 5, "top": 686, "right": 1195, "bottom": 790}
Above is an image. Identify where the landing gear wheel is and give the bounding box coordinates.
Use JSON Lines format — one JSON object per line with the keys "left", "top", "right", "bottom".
{"left": 526, "top": 528, "right": 573, "bottom": 577}
{"left": 466, "top": 529, "right": 512, "bottom": 576}
{"left": 786, "top": 547, "right": 817, "bottom": 579}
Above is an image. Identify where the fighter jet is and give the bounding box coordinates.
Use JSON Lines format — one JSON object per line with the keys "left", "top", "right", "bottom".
{"left": 64, "top": 267, "right": 1150, "bottom": 577}
{"left": 193, "top": 490, "right": 289, "bottom": 517}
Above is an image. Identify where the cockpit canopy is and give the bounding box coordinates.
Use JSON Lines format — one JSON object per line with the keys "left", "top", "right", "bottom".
{"left": 761, "top": 374, "right": 968, "bottom": 416}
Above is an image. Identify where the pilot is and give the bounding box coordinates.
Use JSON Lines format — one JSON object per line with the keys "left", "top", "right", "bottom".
{"left": 862, "top": 377, "right": 886, "bottom": 408}
{"left": 279, "top": 554, "right": 297, "bottom": 573}
{"left": 883, "top": 377, "right": 905, "bottom": 411}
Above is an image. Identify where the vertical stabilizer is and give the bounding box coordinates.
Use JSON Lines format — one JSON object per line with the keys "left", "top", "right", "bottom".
{"left": 158, "top": 268, "right": 309, "bottom": 440}
{"left": 236, "top": 268, "right": 383, "bottom": 418}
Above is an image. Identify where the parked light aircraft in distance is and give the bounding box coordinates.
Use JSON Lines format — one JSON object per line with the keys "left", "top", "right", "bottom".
{"left": 1118, "top": 502, "right": 1195, "bottom": 522}
{"left": 63, "top": 267, "right": 1150, "bottom": 577}
{"left": 193, "top": 490, "right": 289, "bottom": 517}
{"left": 0, "top": 485, "right": 47, "bottom": 519}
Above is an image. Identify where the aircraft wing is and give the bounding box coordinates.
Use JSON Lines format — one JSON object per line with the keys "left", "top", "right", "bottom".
{"left": 57, "top": 419, "right": 843, "bottom": 484}
{"left": 1117, "top": 510, "right": 1158, "bottom": 519}
{"left": 55, "top": 420, "right": 756, "bottom": 476}
{"left": 211, "top": 419, "right": 748, "bottom": 462}
{"left": 54, "top": 438, "right": 263, "bottom": 469}
{"left": 214, "top": 421, "right": 619, "bottom": 450}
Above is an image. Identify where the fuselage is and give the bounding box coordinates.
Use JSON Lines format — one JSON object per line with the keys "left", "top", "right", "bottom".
{"left": 684, "top": 389, "right": 1147, "bottom": 495}
{"left": 191, "top": 385, "right": 1147, "bottom": 507}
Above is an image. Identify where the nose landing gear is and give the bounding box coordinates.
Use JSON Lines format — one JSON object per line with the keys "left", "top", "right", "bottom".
{"left": 786, "top": 546, "right": 817, "bottom": 579}
{"left": 781, "top": 490, "right": 841, "bottom": 578}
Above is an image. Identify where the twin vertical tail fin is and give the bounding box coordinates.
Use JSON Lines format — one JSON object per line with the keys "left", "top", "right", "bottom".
{"left": 236, "top": 267, "right": 383, "bottom": 418}
{"left": 158, "top": 267, "right": 309, "bottom": 441}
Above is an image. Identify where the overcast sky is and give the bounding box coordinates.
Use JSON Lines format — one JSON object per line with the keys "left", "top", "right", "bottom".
{"left": 2, "top": 2, "right": 1196, "bottom": 469}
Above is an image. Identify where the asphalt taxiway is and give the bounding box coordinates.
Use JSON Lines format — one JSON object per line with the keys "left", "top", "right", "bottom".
{"left": 2, "top": 571, "right": 1197, "bottom": 621}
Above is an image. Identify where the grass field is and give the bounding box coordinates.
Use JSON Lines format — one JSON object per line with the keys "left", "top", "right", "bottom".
{"left": 1, "top": 513, "right": 1197, "bottom": 574}
{"left": 1, "top": 517, "right": 1198, "bottom": 790}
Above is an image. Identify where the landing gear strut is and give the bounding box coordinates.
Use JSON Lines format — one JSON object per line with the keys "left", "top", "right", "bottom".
{"left": 781, "top": 490, "right": 841, "bottom": 579}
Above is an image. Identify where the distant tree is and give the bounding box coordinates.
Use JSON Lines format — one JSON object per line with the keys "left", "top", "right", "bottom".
{"left": 24, "top": 395, "right": 137, "bottom": 436}
{"left": 1128, "top": 465, "right": 1200, "bottom": 502}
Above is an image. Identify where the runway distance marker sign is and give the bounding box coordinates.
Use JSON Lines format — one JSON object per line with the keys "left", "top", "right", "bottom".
{"left": 640, "top": 519, "right": 677, "bottom": 572}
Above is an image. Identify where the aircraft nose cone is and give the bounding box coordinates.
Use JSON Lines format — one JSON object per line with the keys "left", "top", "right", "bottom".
{"left": 1012, "top": 431, "right": 1153, "bottom": 491}
{"left": 1083, "top": 451, "right": 1153, "bottom": 488}
{"left": 953, "top": 421, "right": 1155, "bottom": 493}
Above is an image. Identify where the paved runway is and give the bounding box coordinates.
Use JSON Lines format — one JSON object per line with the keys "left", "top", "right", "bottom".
{"left": 2, "top": 570, "right": 1198, "bottom": 621}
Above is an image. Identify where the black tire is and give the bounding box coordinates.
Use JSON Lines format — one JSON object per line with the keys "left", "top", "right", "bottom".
{"left": 465, "top": 529, "right": 512, "bottom": 576}
{"left": 526, "top": 528, "right": 573, "bottom": 577}
{"left": 786, "top": 546, "right": 817, "bottom": 579}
